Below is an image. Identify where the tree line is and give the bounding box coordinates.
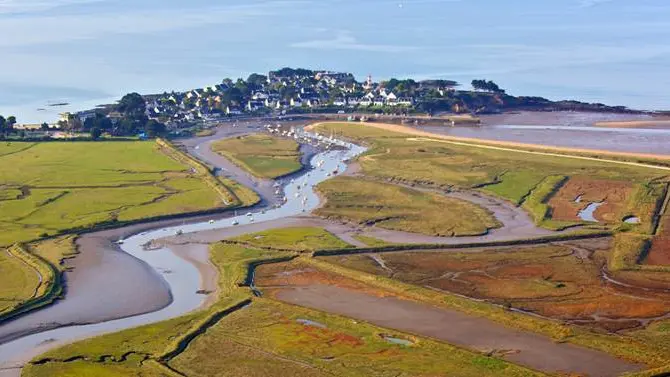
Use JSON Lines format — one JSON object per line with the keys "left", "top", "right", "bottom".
{"left": 59, "top": 92, "right": 166, "bottom": 139}
{"left": 471, "top": 79, "right": 505, "bottom": 93}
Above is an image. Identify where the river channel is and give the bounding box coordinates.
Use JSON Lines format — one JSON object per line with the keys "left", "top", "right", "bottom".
{"left": 0, "top": 132, "right": 365, "bottom": 376}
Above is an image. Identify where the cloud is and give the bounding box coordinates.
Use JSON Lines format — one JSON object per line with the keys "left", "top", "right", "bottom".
{"left": 290, "top": 31, "right": 417, "bottom": 53}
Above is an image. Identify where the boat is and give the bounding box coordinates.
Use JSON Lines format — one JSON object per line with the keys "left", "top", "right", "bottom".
{"left": 175, "top": 229, "right": 183, "bottom": 236}
{"left": 209, "top": 219, "right": 215, "bottom": 224}
{"left": 116, "top": 239, "right": 124, "bottom": 245}
{"left": 232, "top": 220, "right": 239, "bottom": 226}
{"left": 246, "top": 212, "right": 252, "bottom": 217}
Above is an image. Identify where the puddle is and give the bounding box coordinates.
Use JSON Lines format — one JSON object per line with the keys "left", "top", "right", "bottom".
{"left": 577, "top": 202, "right": 604, "bottom": 222}
{"left": 296, "top": 319, "right": 327, "bottom": 328}
{"left": 623, "top": 216, "right": 641, "bottom": 224}
{"left": 381, "top": 334, "right": 413, "bottom": 346}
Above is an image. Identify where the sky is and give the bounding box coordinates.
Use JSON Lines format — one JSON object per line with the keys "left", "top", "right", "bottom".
{"left": 2, "top": 0, "right": 670, "bottom": 123}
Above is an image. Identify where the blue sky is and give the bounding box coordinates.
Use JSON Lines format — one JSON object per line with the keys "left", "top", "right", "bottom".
{"left": 2, "top": 0, "right": 670, "bottom": 121}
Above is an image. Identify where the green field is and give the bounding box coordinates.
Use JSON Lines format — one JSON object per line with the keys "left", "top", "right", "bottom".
{"left": 0, "top": 141, "right": 237, "bottom": 246}
{"left": 0, "top": 236, "right": 76, "bottom": 319}
{"left": 232, "top": 226, "right": 351, "bottom": 251}
{"left": 316, "top": 177, "right": 500, "bottom": 236}
{"left": 0, "top": 248, "right": 40, "bottom": 315}
{"left": 211, "top": 134, "right": 302, "bottom": 179}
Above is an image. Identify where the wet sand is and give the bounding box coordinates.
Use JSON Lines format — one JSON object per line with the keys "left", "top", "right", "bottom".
{"left": 408, "top": 111, "right": 670, "bottom": 155}
{"left": 274, "top": 284, "right": 640, "bottom": 377}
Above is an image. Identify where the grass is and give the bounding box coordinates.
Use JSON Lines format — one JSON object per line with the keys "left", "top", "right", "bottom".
{"left": 481, "top": 171, "right": 546, "bottom": 205}
{"left": 211, "top": 134, "right": 302, "bottom": 179}
{"left": 232, "top": 227, "right": 351, "bottom": 251}
{"left": 316, "top": 177, "right": 500, "bottom": 236}
{"left": 352, "top": 234, "right": 396, "bottom": 247}
{"left": 0, "top": 141, "right": 243, "bottom": 247}
{"left": 0, "top": 248, "right": 41, "bottom": 315}
{"left": 169, "top": 298, "right": 543, "bottom": 377}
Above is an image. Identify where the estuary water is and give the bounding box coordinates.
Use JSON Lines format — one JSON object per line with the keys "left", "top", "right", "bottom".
{"left": 2, "top": 0, "right": 670, "bottom": 123}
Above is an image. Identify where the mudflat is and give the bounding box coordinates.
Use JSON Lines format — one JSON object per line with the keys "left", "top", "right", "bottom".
{"left": 0, "top": 233, "right": 171, "bottom": 345}
{"left": 274, "top": 284, "right": 640, "bottom": 377}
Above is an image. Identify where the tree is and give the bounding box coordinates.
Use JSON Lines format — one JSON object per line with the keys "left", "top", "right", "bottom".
{"left": 144, "top": 120, "right": 166, "bottom": 138}
{"left": 6, "top": 116, "right": 16, "bottom": 131}
{"left": 91, "top": 127, "right": 102, "bottom": 140}
{"left": 471, "top": 79, "right": 504, "bottom": 93}
{"left": 246, "top": 73, "right": 268, "bottom": 90}
{"left": 116, "top": 93, "right": 146, "bottom": 115}
{"left": 41, "top": 122, "right": 49, "bottom": 131}
{"left": 0, "top": 116, "right": 5, "bottom": 135}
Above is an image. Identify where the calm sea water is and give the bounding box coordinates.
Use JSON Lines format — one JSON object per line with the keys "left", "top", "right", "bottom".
{"left": 2, "top": 0, "right": 670, "bottom": 123}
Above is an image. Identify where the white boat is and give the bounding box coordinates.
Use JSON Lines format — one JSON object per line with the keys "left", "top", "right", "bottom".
{"left": 246, "top": 212, "right": 252, "bottom": 217}
{"left": 116, "top": 239, "right": 124, "bottom": 245}
{"left": 176, "top": 229, "right": 183, "bottom": 236}
{"left": 232, "top": 220, "right": 239, "bottom": 226}
{"left": 209, "top": 219, "right": 215, "bottom": 224}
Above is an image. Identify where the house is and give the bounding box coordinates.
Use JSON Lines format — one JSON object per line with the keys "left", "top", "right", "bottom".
{"left": 359, "top": 98, "right": 372, "bottom": 107}
{"left": 246, "top": 100, "right": 266, "bottom": 112}
{"left": 347, "top": 97, "right": 362, "bottom": 107}
{"left": 290, "top": 98, "right": 303, "bottom": 107}
{"left": 332, "top": 98, "right": 347, "bottom": 107}
{"left": 186, "top": 90, "right": 202, "bottom": 99}
{"left": 252, "top": 92, "right": 269, "bottom": 100}
{"left": 373, "top": 97, "right": 385, "bottom": 107}
{"left": 275, "top": 100, "right": 290, "bottom": 110}
{"left": 225, "top": 106, "right": 243, "bottom": 115}
{"left": 306, "top": 98, "right": 320, "bottom": 108}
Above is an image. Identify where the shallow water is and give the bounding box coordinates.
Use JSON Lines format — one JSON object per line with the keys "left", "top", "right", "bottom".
{"left": 420, "top": 125, "right": 670, "bottom": 155}
{"left": 578, "top": 202, "right": 604, "bottom": 222}
{"left": 381, "top": 335, "right": 413, "bottom": 346}
{"left": 623, "top": 216, "right": 641, "bottom": 224}
{"left": 0, "top": 133, "right": 365, "bottom": 371}
{"left": 296, "top": 319, "right": 327, "bottom": 329}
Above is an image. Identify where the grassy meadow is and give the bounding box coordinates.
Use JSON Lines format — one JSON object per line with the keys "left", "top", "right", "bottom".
{"left": 0, "top": 141, "right": 240, "bottom": 246}
{"left": 316, "top": 177, "right": 500, "bottom": 236}
{"left": 232, "top": 226, "right": 351, "bottom": 251}
{"left": 211, "top": 134, "right": 302, "bottom": 179}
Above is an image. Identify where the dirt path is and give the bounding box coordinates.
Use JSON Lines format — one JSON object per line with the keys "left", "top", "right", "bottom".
{"left": 274, "top": 284, "right": 640, "bottom": 377}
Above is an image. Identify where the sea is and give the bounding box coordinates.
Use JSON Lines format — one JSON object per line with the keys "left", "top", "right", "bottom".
{"left": 2, "top": 0, "right": 670, "bottom": 124}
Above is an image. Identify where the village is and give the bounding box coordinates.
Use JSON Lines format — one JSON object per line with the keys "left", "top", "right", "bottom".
{"left": 66, "top": 68, "right": 461, "bottom": 130}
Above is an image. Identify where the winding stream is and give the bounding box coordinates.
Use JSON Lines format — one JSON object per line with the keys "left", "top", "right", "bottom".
{"left": 0, "top": 134, "right": 365, "bottom": 374}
